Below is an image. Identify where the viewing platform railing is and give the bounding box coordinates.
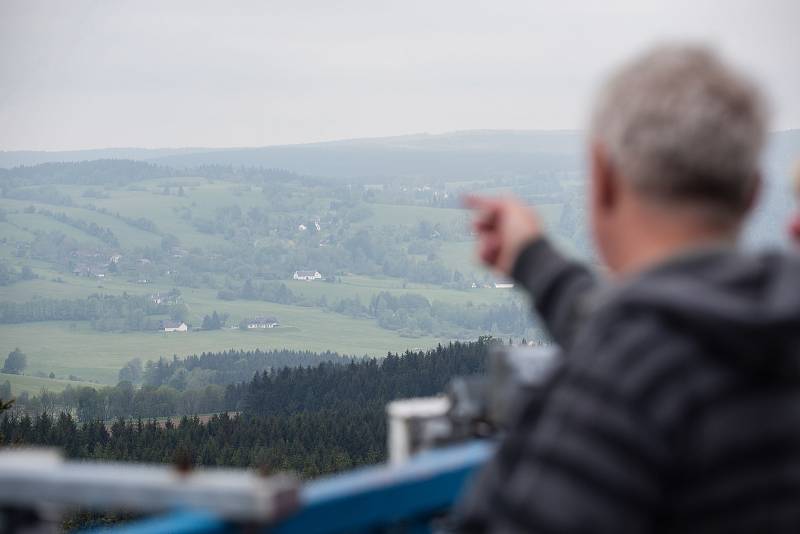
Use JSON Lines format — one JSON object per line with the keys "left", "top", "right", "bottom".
{"left": 1, "top": 346, "right": 555, "bottom": 534}
{"left": 92, "top": 440, "right": 493, "bottom": 534}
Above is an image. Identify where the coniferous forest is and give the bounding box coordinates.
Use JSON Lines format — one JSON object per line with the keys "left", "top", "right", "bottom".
{"left": 0, "top": 340, "right": 488, "bottom": 478}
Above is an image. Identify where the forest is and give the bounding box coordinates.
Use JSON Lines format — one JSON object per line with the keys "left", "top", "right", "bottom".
{"left": 0, "top": 340, "right": 490, "bottom": 478}
{"left": 4, "top": 341, "right": 488, "bottom": 420}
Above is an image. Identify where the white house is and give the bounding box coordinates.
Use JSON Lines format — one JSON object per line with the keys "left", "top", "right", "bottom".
{"left": 494, "top": 282, "right": 515, "bottom": 289}
{"left": 293, "top": 270, "right": 322, "bottom": 281}
{"left": 162, "top": 320, "right": 188, "bottom": 333}
{"left": 246, "top": 316, "right": 280, "bottom": 329}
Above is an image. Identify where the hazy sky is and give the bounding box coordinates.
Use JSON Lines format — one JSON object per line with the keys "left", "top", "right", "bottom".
{"left": 1, "top": 0, "right": 799, "bottom": 151}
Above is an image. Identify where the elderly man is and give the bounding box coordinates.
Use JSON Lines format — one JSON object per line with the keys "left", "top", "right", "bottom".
{"left": 457, "top": 46, "right": 800, "bottom": 533}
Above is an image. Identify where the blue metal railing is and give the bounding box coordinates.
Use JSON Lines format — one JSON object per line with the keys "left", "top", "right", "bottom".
{"left": 89, "top": 440, "right": 494, "bottom": 534}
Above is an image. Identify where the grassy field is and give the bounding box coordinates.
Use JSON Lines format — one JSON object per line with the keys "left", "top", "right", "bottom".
{"left": 2, "top": 199, "right": 163, "bottom": 248}
{"left": 0, "top": 265, "right": 521, "bottom": 388}
{"left": 0, "top": 262, "right": 524, "bottom": 311}
{"left": 0, "top": 179, "right": 541, "bottom": 394}
{"left": 0, "top": 315, "right": 446, "bottom": 386}
{"left": 286, "top": 273, "right": 519, "bottom": 306}
{"left": 0, "top": 372, "right": 98, "bottom": 396}
{"left": 0, "top": 271, "right": 469, "bottom": 388}
{"left": 0, "top": 221, "right": 35, "bottom": 244}
{"left": 7, "top": 211, "right": 106, "bottom": 246}
{"left": 0, "top": 259, "right": 526, "bottom": 392}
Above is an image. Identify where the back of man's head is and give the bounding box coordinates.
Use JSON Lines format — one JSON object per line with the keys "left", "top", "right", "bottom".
{"left": 591, "top": 45, "right": 768, "bottom": 227}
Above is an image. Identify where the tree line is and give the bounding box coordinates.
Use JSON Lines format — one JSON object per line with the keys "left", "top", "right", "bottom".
{"left": 0, "top": 410, "right": 383, "bottom": 479}
{"left": 0, "top": 294, "right": 181, "bottom": 332}
{"left": 1, "top": 340, "right": 491, "bottom": 479}
{"left": 0, "top": 260, "right": 36, "bottom": 286}
{"left": 139, "top": 347, "right": 351, "bottom": 390}
{"left": 0, "top": 160, "right": 174, "bottom": 188}
{"left": 8, "top": 341, "right": 486, "bottom": 419}
{"left": 218, "top": 279, "right": 536, "bottom": 337}
{"left": 0, "top": 160, "right": 306, "bottom": 190}
{"left": 328, "top": 291, "right": 535, "bottom": 337}
{"left": 35, "top": 207, "right": 120, "bottom": 247}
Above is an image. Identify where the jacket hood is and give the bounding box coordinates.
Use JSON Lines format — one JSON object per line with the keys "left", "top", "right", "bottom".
{"left": 616, "top": 247, "right": 800, "bottom": 377}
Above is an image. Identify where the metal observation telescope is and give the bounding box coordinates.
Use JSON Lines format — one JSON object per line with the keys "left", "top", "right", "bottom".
{"left": 0, "top": 347, "right": 557, "bottom": 534}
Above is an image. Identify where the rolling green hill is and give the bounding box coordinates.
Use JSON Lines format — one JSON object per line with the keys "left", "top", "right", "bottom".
{"left": 2, "top": 130, "right": 795, "bottom": 395}
{"left": 0, "top": 163, "right": 552, "bottom": 394}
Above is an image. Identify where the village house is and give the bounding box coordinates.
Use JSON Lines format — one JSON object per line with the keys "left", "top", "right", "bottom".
{"left": 72, "top": 264, "right": 108, "bottom": 278}
{"left": 161, "top": 320, "right": 188, "bottom": 333}
{"left": 246, "top": 316, "right": 280, "bottom": 329}
{"left": 71, "top": 248, "right": 104, "bottom": 261}
{"left": 298, "top": 220, "right": 321, "bottom": 232}
{"left": 293, "top": 270, "right": 322, "bottom": 281}
{"left": 151, "top": 289, "right": 181, "bottom": 305}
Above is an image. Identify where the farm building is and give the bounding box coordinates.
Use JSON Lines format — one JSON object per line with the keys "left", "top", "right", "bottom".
{"left": 493, "top": 283, "right": 515, "bottom": 289}
{"left": 72, "top": 264, "right": 107, "bottom": 278}
{"left": 161, "top": 320, "right": 188, "bottom": 333}
{"left": 246, "top": 316, "right": 280, "bottom": 329}
{"left": 293, "top": 270, "right": 322, "bottom": 281}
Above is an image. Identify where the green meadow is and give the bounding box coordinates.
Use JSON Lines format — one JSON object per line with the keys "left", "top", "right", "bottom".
{"left": 0, "top": 372, "right": 98, "bottom": 397}
{"left": 0, "top": 178, "right": 545, "bottom": 394}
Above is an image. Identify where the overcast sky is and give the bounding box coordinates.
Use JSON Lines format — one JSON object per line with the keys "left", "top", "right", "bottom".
{"left": 1, "top": 0, "right": 798, "bottom": 151}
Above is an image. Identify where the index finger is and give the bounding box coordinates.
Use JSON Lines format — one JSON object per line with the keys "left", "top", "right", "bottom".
{"left": 462, "top": 194, "right": 502, "bottom": 211}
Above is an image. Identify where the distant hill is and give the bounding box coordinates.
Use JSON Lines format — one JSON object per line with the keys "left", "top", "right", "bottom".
{"left": 2, "top": 128, "right": 797, "bottom": 184}
{"left": 0, "top": 147, "right": 229, "bottom": 169}
{"left": 1, "top": 130, "right": 585, "bottom": 180}
{"left": 148, "top": 130, "right": 585, "bottom": 181}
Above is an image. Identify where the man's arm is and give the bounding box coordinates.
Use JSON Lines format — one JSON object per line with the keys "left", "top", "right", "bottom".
{"left": 511, "top": 238, "right": 596, "bottom": 350}
{"left": 464, "top": 194, "right": 597, "bottom": 350}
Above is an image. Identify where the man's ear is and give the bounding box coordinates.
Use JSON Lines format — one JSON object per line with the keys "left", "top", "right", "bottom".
{"left": 790, "top": 214, "right": 800, "bottom": 244}
{"left": 591, "top": 141, "right": 617, "bottom": 211}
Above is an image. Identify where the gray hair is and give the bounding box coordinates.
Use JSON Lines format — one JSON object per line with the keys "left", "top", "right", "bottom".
{"left": 591, "top": 45, "right": 769, "bottom": 223}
